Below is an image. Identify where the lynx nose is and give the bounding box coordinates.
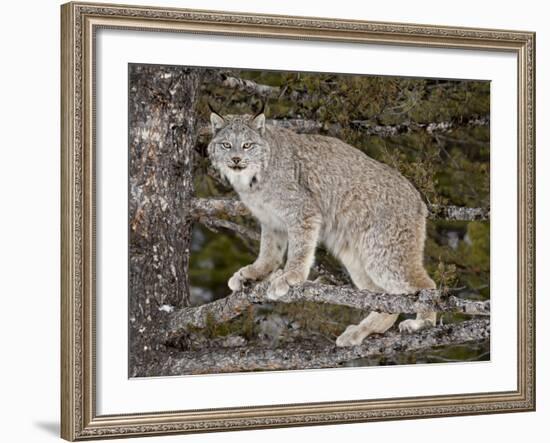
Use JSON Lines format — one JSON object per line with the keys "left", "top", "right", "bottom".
{"left": 231, "top": 157, "right": 242, "bottom": 164}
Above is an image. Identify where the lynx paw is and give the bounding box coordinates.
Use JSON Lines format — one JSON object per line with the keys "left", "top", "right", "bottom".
{"left": 266, "top": 270, "right": 290, "bottom": 301}
{"left": 266, "top": 269, "right": 307, "bottom": 301}
{"left": 336, "top": 325, "right": 365, "bottom": 347}
{"left": 398, "top": 319, "right": 433, "bottom": 334}
{"left": 227, "top": 269, "right": 246, "bottom": 292}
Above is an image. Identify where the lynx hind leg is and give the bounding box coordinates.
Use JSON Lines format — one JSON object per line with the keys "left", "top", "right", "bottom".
{"left": 376, "top": 270, "right": 437, "bottom": 335}
{"left": 335, "top": 248, "right": 399, "bottom": 347}
{"left": 363, "top": 226, "right": 438, "bottom": 335}
{"left": 398, "top": 269, "right": 437, "bottom": 334}
{"left": 336, "top": 312, "right": 399, "bottom": 347}
{"left": 336, "top": 245, "right": 384, "bottom": 292}
{"left": 399, "top": 310, "right": 437, "bottom": 334}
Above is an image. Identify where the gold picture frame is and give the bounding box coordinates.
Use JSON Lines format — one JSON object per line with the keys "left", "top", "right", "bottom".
{"left": 61, "top": 1, "right": 536, "bottom": 440}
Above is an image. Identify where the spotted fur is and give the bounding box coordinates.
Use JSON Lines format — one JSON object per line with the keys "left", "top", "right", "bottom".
{"left": 208, "top": 112, "right": 436, "bottom": 346}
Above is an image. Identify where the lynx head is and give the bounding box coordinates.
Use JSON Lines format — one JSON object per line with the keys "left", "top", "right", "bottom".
{"left": 207, "top": 105, "right": 270, "bottom": 192}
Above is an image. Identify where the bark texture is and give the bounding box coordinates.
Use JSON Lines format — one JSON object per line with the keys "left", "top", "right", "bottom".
{"left": 428, "top": 204, "right": 490, "bottom": 221}
{"left": 167, "top": 281, "right": 490, "bottom": 340}
{"left": 156, "top": 319, "right": 489, "bottom": 375}
{"left": 129, "top": 65, "right": 203, "bottom": 376}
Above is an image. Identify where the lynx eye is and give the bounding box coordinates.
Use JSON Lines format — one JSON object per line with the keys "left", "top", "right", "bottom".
{"left": 242, "top": 142, "right": 254, "bottom": 150}
{"left": 220, "top": 142, "right": 232, "bottom": 150}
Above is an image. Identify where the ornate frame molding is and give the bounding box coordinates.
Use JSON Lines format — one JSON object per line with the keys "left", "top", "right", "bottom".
{"left": 61, "top": 1, "right": 535, "bottom": 440}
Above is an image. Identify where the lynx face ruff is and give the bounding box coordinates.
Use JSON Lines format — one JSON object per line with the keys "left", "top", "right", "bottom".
{"left": 207, "top": 110, "right": 437, "bottom": 347}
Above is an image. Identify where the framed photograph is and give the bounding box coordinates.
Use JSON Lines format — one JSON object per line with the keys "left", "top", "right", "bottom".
{"left": 61, "top": 1, "right": 535, "bottom": 440}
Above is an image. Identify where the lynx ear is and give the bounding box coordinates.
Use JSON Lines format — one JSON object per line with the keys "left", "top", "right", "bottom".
{"left": 251, "top": 101, "right": 266, "bottom": 136}
{"left": 251, "top": 113, "right": 265, "bottom": 136}
{"left": 210, "top": 113, "right": 226, "bottom": 134}
{"left": 208, "top": 102, "right": 226, "bottom": 134}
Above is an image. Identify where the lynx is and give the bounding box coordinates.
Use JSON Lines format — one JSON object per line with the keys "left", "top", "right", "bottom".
{"left": 207, "top": 108, "right": 437, "bottom": 347}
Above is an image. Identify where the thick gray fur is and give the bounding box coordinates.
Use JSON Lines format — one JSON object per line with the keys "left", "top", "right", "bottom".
{"left": 207, "top": 111, "right": 437, "bottom": 346}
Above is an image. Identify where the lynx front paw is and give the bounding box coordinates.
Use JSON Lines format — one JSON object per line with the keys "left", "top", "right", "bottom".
{"left": 398, "top": 319, "right": 434, "bottom": 334}
{"left": 228, "top": 265, "right": 257, "bottom": 292}
{"left": 266, "top": 270, "right": 306, "bottom": 301}
{"left": 228, "top": 270, "right": 246, "bottom": 292}
{"left": 336, "top": 324, "right": 365, "bottom": 347}
{"left": 266, "top": 270, "right": 290, "bottom": 301}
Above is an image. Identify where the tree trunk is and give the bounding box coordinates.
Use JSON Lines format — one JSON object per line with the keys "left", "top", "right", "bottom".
{"left": 128, "top": 64, "right": 202, "bottom": 376}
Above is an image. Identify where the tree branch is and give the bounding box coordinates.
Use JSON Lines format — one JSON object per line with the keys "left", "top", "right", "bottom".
{"left": 265, "top": 115, "right": 489, "bottom": 136}
{"left": 350, "top": 115, "right": 490, "bottom": 136}
{"left": 190, "top": 197, "right": 251, "bottom": 218}
{"left": 159, "top": 319, "right": 489, "bottom": 375}
{"left": 265, "top": 118, "right": 323, "bottom": 133}
{"left": 190, "top": 197, "right": 489, "bottom": 223}
{"left": 197, "top": 216, "right": 260, "bottom": 242}
{"left": 214, "top": 72, "right": 281, "bottom": 98}
{"left": 428, "top": 205, "right": 490, "bottom": 221}
{"left": 198, "top": 115, "right": 489, "bottom": 138}
{"left": 167, "top": 281, "right": 489, "bottom": 340}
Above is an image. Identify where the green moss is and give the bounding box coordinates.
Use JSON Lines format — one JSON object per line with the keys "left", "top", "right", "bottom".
{"left": 201, "top": 306, "right": 257, "bottom": 340}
